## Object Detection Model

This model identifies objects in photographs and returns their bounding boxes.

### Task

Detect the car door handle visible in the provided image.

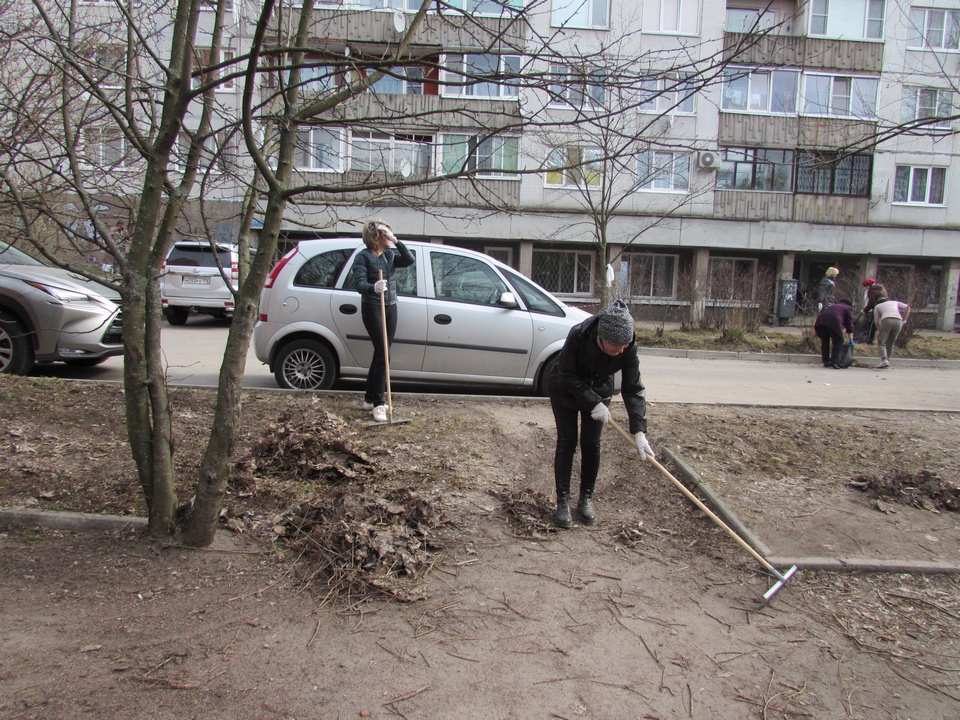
[339,304,358,315]
[433,314,452,325]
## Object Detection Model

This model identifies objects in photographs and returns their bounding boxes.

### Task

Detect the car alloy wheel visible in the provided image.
[275,339,336,390]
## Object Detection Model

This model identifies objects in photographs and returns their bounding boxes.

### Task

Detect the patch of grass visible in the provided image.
[635,327,960,360]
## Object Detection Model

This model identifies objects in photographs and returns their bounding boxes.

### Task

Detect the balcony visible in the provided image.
[723,32,884,73]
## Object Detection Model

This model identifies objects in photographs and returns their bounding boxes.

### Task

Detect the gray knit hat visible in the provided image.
[597,300,635,345]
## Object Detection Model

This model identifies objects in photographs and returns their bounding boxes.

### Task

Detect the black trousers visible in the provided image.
[361,301,397,406]
[815,325,844,366]
[550,398,603,500]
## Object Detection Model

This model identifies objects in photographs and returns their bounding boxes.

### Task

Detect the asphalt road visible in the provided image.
[38,316,960,411]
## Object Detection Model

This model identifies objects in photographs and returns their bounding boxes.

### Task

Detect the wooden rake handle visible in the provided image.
[379,270,393,423]
[607,418,778,576]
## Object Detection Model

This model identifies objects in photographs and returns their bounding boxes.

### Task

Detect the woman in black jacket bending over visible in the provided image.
[351,219,415,423]
[547,301,654,528]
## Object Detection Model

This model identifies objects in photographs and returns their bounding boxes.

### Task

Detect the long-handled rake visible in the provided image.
[369,270,411,428]
[609,418,797,605]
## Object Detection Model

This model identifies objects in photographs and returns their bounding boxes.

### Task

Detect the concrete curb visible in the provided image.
[637,347,960,369]
[660,449,960,576]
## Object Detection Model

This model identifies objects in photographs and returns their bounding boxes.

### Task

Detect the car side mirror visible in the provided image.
[498,291,519,308]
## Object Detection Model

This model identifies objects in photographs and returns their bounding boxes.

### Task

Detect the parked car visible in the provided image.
[161,240,250,325]
[253,238,592,393]
[0,242,123,375]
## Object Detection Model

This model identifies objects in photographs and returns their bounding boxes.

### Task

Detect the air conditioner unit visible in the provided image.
[698,151,721,170]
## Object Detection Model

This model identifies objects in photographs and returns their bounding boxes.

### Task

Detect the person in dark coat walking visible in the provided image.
[816,266,839,311]
[814,298,855,368]
[351,219,415,422]
[547,301,653,528]
[859,278,888,344]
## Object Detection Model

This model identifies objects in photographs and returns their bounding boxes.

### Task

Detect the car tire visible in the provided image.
[274,339,337,390]
[0,311,36,376]
[165,307,190,326]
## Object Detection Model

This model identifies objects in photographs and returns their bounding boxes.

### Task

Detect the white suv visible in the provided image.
[253,239,591,392]
[161,241,248,325]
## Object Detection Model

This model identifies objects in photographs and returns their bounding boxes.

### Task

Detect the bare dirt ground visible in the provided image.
[2,376,959,720]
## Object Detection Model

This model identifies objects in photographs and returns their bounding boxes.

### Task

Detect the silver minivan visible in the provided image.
[161,241,245,325]
[253,239,591,392]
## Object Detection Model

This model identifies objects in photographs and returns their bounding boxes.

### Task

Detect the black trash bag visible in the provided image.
[854,312,873,345]
[836,340,855,369]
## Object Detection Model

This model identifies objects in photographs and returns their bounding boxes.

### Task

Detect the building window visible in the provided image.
[639,75,696,114]
[448,0,524,15]
[201,0,235,10]
[551,0,608,29]
[803,74,878,119]
[717,148,795,191]
[648,0,699,33]
[545,147,602,187]
[294,128,343,171]
[721,68,798,114]
[532,250,593,296]
[350,132,432,176]
[908,7,960,50]
[809,0,884,40]
[369,58,440,95]
[796,151,872,197]
[548,65,605,108]
[87,46,126,90]
[441,54,521,99]
[709,257,757,302]
[893,165,946,205]
[637,151,690,192]
[901,87,954,128]
[441,134,519,178]
[83,128,132,168]
[725,7,776,32]
[283,61,338,94]
[193,48,236,92]
[620,253,677,299]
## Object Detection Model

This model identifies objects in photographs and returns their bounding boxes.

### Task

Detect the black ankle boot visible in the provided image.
[578,493,596,525]
[554,494,572,528]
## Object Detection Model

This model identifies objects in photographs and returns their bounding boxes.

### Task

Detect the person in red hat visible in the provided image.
[859,278,887,344]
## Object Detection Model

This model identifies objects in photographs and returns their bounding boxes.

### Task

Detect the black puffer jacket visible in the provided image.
[547,314,647,434]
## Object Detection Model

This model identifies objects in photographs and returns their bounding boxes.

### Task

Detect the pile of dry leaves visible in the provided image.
[231,406,448,601]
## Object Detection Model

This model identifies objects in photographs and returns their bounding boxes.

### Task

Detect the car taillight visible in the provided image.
[231,260,238,281]
[263,247,298,289]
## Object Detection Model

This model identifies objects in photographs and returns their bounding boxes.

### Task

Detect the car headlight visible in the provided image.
[25,280,98,303]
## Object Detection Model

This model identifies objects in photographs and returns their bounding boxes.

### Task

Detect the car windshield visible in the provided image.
[0,242,47,267]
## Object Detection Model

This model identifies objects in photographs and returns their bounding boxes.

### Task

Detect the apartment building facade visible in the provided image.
[178,0,960,329]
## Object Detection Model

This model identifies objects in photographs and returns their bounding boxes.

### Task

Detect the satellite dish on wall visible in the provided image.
[399,160,412,179]
[393,9,406,34]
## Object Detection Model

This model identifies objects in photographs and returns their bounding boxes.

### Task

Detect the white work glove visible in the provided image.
[635,432,654,460]
[374,279,387,294]
[378,225,397,244]
[590,402,611,425]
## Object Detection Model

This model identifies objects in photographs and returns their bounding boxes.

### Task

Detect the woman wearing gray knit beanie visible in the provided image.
[545,300,654,528]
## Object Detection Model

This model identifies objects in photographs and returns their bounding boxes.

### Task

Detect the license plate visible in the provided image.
[181,276,210,285]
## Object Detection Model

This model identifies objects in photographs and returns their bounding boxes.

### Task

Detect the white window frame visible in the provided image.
[371,66,426,95]
[908,7,960,51]
[725,7,777,33]
[639,75,697,114]
[548,64,605,109]
[440,54,521,100]
[551,0,609,29]
[294,127,344,172]
[441,134,520,179]
[620,253,678,300]
[285,62,337,94]
[893,165,947,205]
[485,247,513,266]
[349,131,433,176]
[808,0,885,40]
[447,0,524,15]
[901,86,954,128]
[193,48,236,92]
[802,73,878,119]
[88,46,126,90]
[637,151,691,192]
[645,0,699,35]
[545,146,602,188]
[721,67,799,114]
[531,249,594,297]
[201,0,235,10]
[83,128,133,169]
